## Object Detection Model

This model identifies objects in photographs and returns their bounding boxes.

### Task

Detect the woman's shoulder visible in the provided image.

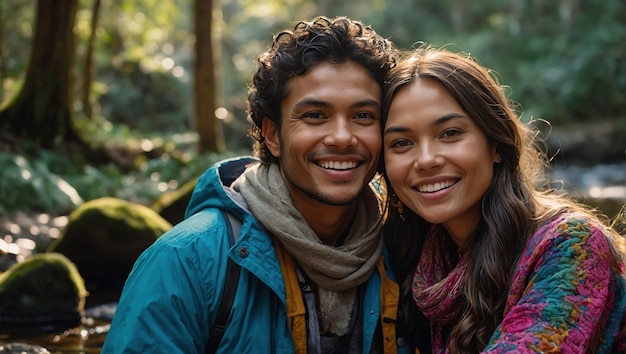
[531,211,613,246]
[524,211,625,272]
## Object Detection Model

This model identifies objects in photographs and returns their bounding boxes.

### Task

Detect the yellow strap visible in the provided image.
[378,256,400,354]
[272,237,307,354]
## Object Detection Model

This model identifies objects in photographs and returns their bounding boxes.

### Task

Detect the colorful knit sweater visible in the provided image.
[482,213,626,353]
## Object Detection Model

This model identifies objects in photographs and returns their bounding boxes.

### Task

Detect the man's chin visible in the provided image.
[314,189,362,206]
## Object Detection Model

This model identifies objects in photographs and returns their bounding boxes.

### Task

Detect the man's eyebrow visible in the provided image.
[293,98,381,109]
[351,98,381,109]
[293,98,330,109]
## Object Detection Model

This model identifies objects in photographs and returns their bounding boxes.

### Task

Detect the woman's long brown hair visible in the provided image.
[380,45,621,353]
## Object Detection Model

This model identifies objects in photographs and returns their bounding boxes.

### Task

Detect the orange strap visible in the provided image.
[272,237,307,354]
[377,256,401,354]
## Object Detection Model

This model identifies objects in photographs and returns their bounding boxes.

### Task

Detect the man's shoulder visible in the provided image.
[155,209,234,247]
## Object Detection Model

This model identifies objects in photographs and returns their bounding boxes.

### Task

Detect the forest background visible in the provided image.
[0,0,625,217]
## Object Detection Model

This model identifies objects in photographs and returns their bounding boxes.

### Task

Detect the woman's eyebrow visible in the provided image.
[383,113,466,137]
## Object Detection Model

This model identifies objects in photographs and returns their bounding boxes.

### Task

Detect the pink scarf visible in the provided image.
[412,226,470,353]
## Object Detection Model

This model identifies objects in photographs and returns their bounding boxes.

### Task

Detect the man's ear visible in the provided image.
[261,118,281,157]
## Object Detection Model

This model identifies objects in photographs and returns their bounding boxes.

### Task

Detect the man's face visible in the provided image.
[262,61,382,212]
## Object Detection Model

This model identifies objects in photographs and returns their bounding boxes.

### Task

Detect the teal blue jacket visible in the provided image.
[102,157,410,353]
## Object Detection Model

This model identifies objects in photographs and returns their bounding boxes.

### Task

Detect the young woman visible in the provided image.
[380,45,626,353]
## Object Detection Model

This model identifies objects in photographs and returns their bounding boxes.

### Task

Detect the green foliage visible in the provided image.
[0,141,243,214]
[97,60,192,133]
[0,152,84,215]
[0,0,35,104]
[479,0,626,124]
[1,0,624,217]
[3,0,626,135]
[362,0,626,125]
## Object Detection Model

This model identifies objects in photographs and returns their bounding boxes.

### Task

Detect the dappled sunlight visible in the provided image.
[0,238,20,256]
[20,169,31,180]
[140,139,154,152]
[588,186,626,199]
[161,57,175,70]
[15,238,35,251]
[0,214,69,270]
[56,179,83,206]
[172,66,185,78]
[157,182,169,192]
[28,225,40,236]
[36,214,50,224]
[8,224,21,235]
[53,216,69,228]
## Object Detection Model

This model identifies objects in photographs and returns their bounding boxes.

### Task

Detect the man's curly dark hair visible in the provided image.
[246,16,397,163]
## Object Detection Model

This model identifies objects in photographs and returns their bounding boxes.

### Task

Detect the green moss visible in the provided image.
[47,197,172,294]
[68,197,171,236]
[0,253,87,319]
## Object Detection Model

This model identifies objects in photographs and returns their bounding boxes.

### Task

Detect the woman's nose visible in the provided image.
[414,143,441,171]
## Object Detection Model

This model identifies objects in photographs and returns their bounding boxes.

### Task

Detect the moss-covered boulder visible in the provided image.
[0,253,87,332]
[151,177,197,226]
[47,197,172,296]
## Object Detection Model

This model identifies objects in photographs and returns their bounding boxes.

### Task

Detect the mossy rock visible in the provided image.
[151,177,197,226]
[0,253,87,331]
[48,197,172,295]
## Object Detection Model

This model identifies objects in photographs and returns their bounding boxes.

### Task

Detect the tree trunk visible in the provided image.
[0,0,80,149]
[193,0,224,154]
[0,3,6,103]
[81,0,102,120]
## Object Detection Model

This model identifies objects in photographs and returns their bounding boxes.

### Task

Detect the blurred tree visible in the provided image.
[194,0,225,153]
[0,1,33,104]
[0,0,623,156]
[0,5,6,102]
[0,0,84,149]
[81,0,103,120]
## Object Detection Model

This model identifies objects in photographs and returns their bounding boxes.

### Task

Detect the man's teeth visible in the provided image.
[320,161,357,170]
[418,180,456,193]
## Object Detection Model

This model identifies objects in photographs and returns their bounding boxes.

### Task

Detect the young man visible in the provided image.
[102,16,407,353]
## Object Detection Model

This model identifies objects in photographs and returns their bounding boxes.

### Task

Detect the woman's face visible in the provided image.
[383,78,500,246]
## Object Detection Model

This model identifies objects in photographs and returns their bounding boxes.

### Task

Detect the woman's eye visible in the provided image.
[441,129,462,138]
[389,139,412,148]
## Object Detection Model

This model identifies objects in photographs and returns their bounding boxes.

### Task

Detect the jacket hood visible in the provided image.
[185,156,259,219]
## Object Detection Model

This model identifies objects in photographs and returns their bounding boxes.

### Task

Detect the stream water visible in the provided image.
[0,303,115,353]
[551,163,626,200]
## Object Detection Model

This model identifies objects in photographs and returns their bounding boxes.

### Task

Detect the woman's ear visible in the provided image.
[261,118,281,157]
[494,149,502,163]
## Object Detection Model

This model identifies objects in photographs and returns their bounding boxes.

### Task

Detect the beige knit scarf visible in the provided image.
[232,162,383,335]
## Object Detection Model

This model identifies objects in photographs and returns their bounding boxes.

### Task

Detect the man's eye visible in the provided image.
[303,112,324,119]
[355,112,375,120]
